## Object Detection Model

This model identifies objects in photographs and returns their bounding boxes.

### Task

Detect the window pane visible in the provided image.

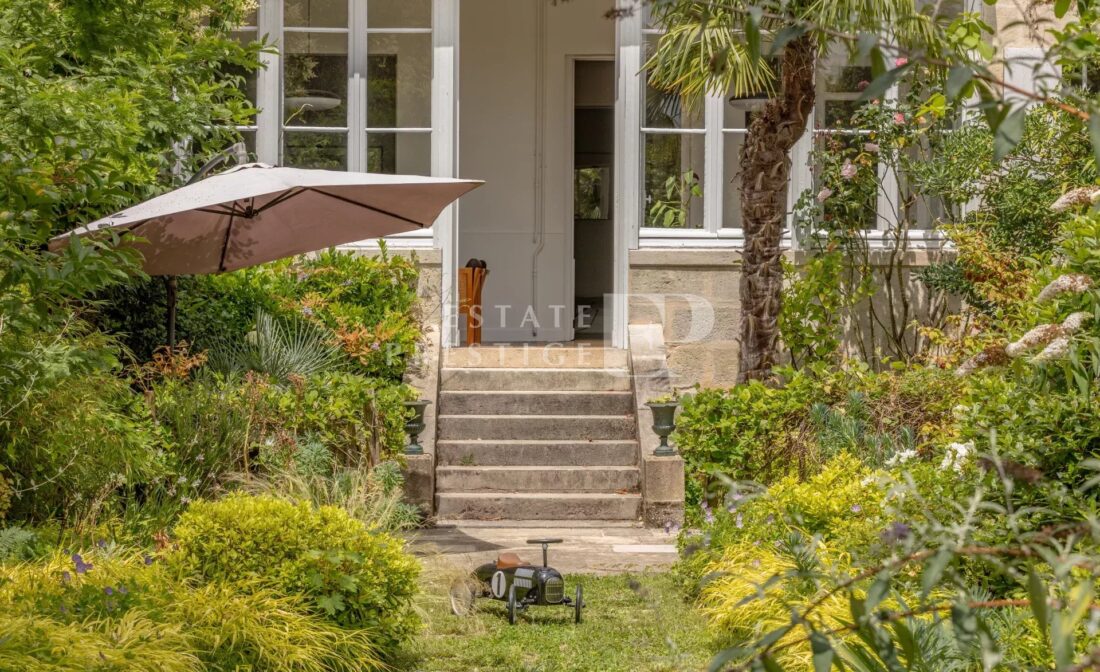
[644,133,704,229]
[283,131,348,169]
[368,0,431,29]
[284,0,347,28]
[367,33,432,128]
[284,32,348,127]
[722,131,750,229]
[644,35,702,129]
[228,29,259,123]
[238,129,258,159]
[366,132,430,174]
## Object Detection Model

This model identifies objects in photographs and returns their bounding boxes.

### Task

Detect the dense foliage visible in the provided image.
[173,494,420,656]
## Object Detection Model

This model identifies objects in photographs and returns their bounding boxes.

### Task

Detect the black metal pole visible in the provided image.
[165,275,178,350]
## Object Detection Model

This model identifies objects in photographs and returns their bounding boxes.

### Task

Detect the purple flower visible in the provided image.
[143,554,155,567]
[881,522,911,544]
[704,510,715,524]
[851,504,862,513]
[60,571,72,584]
[96,540,107,549]
[370,341,381,351]
[118,585,128,595]
[104,587,114,596]
[764,515,775,525]
[72,554,93,575]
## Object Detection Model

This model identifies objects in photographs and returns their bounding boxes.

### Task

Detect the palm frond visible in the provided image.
[206,309,340,382]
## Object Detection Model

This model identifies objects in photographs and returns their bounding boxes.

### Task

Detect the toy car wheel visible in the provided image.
[449,575,479,617]
[574,584,583,624]
[507,584,518,625]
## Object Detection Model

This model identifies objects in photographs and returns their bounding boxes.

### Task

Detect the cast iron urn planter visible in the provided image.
[403,400,431,456]
[646,400,679,457]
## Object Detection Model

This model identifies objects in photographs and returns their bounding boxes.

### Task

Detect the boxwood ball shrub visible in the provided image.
[172,494,419,656]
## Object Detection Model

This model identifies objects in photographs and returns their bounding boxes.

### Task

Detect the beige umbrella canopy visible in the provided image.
[50,162,482,346]
[50,163,482,275]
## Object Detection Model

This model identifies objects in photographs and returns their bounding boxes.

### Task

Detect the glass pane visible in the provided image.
[368,0,431,29]
[722,131,752,229]
[644,35,702,129]
[367,33,432,128]
[228,30,259,122]
[644,133,704,229]
[238,129,258,159]
[242,8,258,26]
[575,167,611,220]
[366,132,430,174]
[284,32,348,127]
[283,131,348,169]
[284,0,347,28]
[824,99,865,127]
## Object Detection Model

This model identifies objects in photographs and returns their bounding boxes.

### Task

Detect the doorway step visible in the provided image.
[434,346,641,522]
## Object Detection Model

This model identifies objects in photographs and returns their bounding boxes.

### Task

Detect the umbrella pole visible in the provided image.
[165,276,178,351]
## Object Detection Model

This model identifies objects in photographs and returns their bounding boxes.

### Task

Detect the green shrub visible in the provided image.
[172,494,419,656]
[2,371,163,525]
[674,363,963,514]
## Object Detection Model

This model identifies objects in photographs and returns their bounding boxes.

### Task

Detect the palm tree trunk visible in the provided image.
[737,34,817,383]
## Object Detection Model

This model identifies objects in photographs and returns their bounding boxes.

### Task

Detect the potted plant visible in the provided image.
[646,394,680,457]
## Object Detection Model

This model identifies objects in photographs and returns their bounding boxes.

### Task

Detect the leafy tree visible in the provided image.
[646,0,937,381]
[0,0,260,520]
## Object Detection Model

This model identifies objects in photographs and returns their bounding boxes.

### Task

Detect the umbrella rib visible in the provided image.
[253,187,308,214]
[303,187,427,228]
[218,211,236,273]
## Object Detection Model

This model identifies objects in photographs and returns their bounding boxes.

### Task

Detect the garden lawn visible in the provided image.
[398,569,714,672]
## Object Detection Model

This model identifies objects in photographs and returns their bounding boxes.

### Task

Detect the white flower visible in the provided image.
[1006,323,1062,358]
[863,142,880,154]
[1050,186,1100,213]
[1062,311,1093,333]
[1037,274,1093,303]
[939,441,973,473]
[885,448,918,467]
[1033,336,1071,362]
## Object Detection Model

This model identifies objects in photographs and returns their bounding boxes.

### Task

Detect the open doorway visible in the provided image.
[571,59,615,342]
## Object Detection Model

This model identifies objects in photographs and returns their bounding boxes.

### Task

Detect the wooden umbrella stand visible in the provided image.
[458,260,488,346]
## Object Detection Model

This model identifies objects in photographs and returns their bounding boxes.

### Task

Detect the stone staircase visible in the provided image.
[434,346,642,521]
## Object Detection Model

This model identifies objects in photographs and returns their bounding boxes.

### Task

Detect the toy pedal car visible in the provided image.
[449,538,583,625]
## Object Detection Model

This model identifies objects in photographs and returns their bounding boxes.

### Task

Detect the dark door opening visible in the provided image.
[572,60,615,341]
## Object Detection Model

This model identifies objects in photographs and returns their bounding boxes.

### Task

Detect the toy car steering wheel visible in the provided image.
[527,538,563,567]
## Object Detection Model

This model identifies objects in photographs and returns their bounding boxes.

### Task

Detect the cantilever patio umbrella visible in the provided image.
[50,163,482,344]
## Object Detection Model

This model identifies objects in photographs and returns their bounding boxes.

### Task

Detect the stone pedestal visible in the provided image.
[403,453,435,515]
[642,455,684,527]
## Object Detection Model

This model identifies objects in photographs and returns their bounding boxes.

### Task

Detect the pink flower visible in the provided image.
[863,142,880,153]
[895,57,908,67]
[840,160,858,180]
[893,112,906,125]
[857,80,870,91]
[816,187,833,203]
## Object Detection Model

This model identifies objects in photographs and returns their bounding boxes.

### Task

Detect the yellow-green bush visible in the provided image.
[697,540,857,669]
[0,552,383,671]
[172,493,420,656]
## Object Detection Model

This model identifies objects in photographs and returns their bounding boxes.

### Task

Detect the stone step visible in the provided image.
[440,367,632,392]
[444,346,629,369]
[438,414,636,441]
[436,440,638,467]
[435,492,642,521]
[439,390,634,416]
[436,466,640,493]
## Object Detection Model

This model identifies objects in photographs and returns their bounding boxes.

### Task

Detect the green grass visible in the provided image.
[397,567,715,672]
